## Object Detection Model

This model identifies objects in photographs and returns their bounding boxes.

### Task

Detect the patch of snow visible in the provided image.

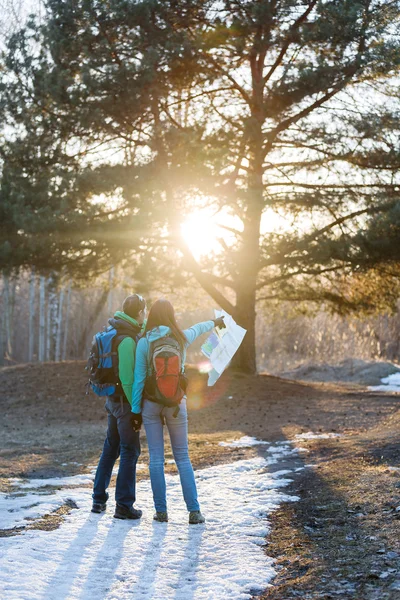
[369,372,400,392]
[10,464,149,492]
[265,445,308,462]
[294,432,341,441]
[282,358,400,386]
[0,490,88,530]
[12,474,95,489]
[219,436,270,448]
[0,450,298,600]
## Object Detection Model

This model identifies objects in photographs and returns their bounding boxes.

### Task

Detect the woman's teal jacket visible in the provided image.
[131,320,214,414]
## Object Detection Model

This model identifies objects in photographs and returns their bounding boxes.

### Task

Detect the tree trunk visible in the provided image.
[0,309,4,366]
[28,269,36,362]
[3,274,12,362]
[39,275,46,362]
[0,275,5,366]
[46,279,51,361]
[231,288,257,373]
[9,277,17,359]
[55,286,64,362]
[62,282,72,361]
[230,103,264,373]
[46,277,58,361]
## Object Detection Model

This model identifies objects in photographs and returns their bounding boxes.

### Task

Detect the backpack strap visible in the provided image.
[147,338,154,375]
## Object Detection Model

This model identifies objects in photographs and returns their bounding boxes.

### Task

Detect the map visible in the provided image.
[201,310,247,386]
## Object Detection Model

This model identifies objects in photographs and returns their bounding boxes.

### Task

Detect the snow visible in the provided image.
[10,463,147,491]
[294,432,341,441]
[0,490,84,530]
[11,473,95,489]
[219,436,270,448]
[0,447,299,600]
[369,372,400,392]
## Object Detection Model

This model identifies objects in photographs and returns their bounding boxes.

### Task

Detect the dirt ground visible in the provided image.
[1,361,400,598]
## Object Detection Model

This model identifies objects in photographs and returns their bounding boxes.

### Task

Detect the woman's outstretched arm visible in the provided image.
[183,320,215,346]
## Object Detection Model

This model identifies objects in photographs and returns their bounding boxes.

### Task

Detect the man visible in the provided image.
[91,293,147,519]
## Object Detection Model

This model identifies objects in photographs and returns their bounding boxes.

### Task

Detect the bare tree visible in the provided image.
[3,274,12,362]
[55,285,64,362]
[38,275,45,362]
[62,281,71,361]
[28,269,35,361]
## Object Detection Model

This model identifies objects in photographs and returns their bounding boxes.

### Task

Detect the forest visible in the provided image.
[1,0,400,373]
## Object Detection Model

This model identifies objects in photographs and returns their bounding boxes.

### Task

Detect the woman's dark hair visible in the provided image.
[122,294,146,319]
[144,299,187,349]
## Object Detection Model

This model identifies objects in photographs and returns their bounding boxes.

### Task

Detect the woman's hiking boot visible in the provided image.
[153,511,168,522]
[91,501,107,514]
[114,504,143,520]
[189,510,205,524]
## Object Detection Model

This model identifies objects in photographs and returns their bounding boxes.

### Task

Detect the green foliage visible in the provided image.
[2,0,400,370]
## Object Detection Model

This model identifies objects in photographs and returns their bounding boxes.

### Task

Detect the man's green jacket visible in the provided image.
[109,311,144,407]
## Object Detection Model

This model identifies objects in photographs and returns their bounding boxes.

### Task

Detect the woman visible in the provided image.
[131,299,225,524]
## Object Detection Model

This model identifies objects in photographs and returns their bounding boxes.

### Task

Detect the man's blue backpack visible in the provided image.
[87,326,125,397]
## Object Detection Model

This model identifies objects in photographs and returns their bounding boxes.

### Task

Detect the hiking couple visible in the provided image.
[90,294,225,524]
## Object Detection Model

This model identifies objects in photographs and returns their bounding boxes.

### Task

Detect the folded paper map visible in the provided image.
[201,310,247,386]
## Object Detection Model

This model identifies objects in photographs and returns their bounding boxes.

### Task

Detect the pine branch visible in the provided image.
[263,0,319,85]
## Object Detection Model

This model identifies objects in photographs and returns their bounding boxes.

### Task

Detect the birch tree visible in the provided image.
[55,285,64,362]
[62,281,71,361]
[28,269,35,361]
[38,275,45,362]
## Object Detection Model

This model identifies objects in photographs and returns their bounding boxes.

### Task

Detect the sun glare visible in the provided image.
[181,212,225,260]
[181,208,296,260]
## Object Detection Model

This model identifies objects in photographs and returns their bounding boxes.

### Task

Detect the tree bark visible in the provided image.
[55,286,64,362]
[230,210,261,373]
[0,275,6,366]
[45,278,51,361]
[3,274,12,362]
[231,287,257,374]
[230,102,264,373]
[45,277,58,361]
[39,276,46,362]
[28,269,36,361]
[62,282,72,360]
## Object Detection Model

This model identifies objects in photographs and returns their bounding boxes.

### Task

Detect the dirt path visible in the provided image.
[262,410,400,599]
[1,362,400,598]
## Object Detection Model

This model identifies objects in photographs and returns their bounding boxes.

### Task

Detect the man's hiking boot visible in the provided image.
[189,510,205,524]
[114,504,143,520]
[91,501,107,514]
[153,511,168,522]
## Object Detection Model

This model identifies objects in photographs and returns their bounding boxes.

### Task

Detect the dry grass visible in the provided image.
[262,425,400,599]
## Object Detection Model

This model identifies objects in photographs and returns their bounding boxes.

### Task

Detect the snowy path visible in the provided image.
[0,442,301,600]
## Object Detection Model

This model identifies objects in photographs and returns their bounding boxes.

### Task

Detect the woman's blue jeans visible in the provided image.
[142,398,200,513]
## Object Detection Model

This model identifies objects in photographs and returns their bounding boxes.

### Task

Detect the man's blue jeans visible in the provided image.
[142,398,200,513]
[92,397,140,509]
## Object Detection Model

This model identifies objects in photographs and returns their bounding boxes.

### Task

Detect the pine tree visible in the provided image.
[1,1,400,372]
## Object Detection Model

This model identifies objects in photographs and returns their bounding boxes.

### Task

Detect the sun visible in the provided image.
[181,212,226,260]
